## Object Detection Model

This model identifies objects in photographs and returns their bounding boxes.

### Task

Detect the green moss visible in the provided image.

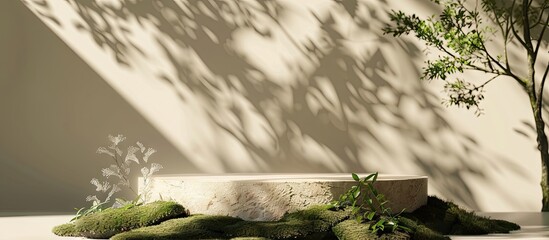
[112,205,349,240]
[111,215,242,240]
[402,196,520,236]
[53,201,187,239]
[225,205,350,239]
[57,196,521,240]
[230,238,271,240]
[332,220,410,240]
[398,216,449,240]
[332,196,520,240]
[332,220,376,240]
[282,205,351,224]
[52,223,79,237]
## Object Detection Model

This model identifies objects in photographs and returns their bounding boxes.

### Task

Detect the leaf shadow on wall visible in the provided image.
[52,0,531,210]
[21,0,61,26]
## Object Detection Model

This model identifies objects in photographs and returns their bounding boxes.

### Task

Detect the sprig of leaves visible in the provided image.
[383,0,492,115]
[331,172,410,234]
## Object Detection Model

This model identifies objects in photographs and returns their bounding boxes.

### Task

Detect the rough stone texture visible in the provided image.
[140,174,427,221]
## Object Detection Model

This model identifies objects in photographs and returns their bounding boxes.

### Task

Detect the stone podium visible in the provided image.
[139,173,428,221]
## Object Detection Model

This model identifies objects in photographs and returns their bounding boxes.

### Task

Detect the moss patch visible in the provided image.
[52,223,80,237]
[398,216,449,240]
[57,196,520,240]
[333,197,520,240]
[53,201,187,239]
[402,196,520,236]
[224,205,349,239]
[333,219,413,240]
[112,205,349,240]
[110,215,241,240]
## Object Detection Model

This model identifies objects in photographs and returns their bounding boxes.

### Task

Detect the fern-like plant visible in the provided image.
[72,134,163,221]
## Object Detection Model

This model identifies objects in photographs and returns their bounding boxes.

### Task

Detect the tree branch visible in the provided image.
[523,0,535,54]
[510,0,529,48]
[461,65,527,90]
[511,21,529,48]
[480,43,509,72]
[466,1,510,75]
[522,0,538,108]
[463,65,500,75]
[538,63,549,111]
[530,2,549,29]
[504,18,512,71]
[480,74,501,88]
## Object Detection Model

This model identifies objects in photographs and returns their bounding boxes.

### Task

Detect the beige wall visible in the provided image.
[1,0,543,212]
[0,0,194,212]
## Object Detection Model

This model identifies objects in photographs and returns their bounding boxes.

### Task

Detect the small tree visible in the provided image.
[384,0,549,211]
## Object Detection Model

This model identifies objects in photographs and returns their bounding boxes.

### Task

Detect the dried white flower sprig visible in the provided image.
[86,134,163,209]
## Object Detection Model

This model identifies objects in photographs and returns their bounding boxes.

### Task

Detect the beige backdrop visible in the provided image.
[0,0,542,212]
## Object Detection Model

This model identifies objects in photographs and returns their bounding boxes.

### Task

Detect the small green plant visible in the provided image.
[71,134,163,221]
[331,172,410,234]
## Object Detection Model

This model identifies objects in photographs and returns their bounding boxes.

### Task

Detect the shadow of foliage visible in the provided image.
[21,0,61,26]
[28,0,533,210]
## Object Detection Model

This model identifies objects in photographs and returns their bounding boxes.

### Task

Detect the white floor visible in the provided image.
[0,214,86,240]
[450,212,549,240]
[1,213,549,240]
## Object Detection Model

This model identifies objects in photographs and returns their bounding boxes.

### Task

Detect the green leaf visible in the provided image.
[366,198,375,209]
[376,219,385,228]
[352,173,360,181]
[363,173,375,181]
[367,183,378,195]
[376,194,385,201]
[366,211,376,220]
[353,189,361,199]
